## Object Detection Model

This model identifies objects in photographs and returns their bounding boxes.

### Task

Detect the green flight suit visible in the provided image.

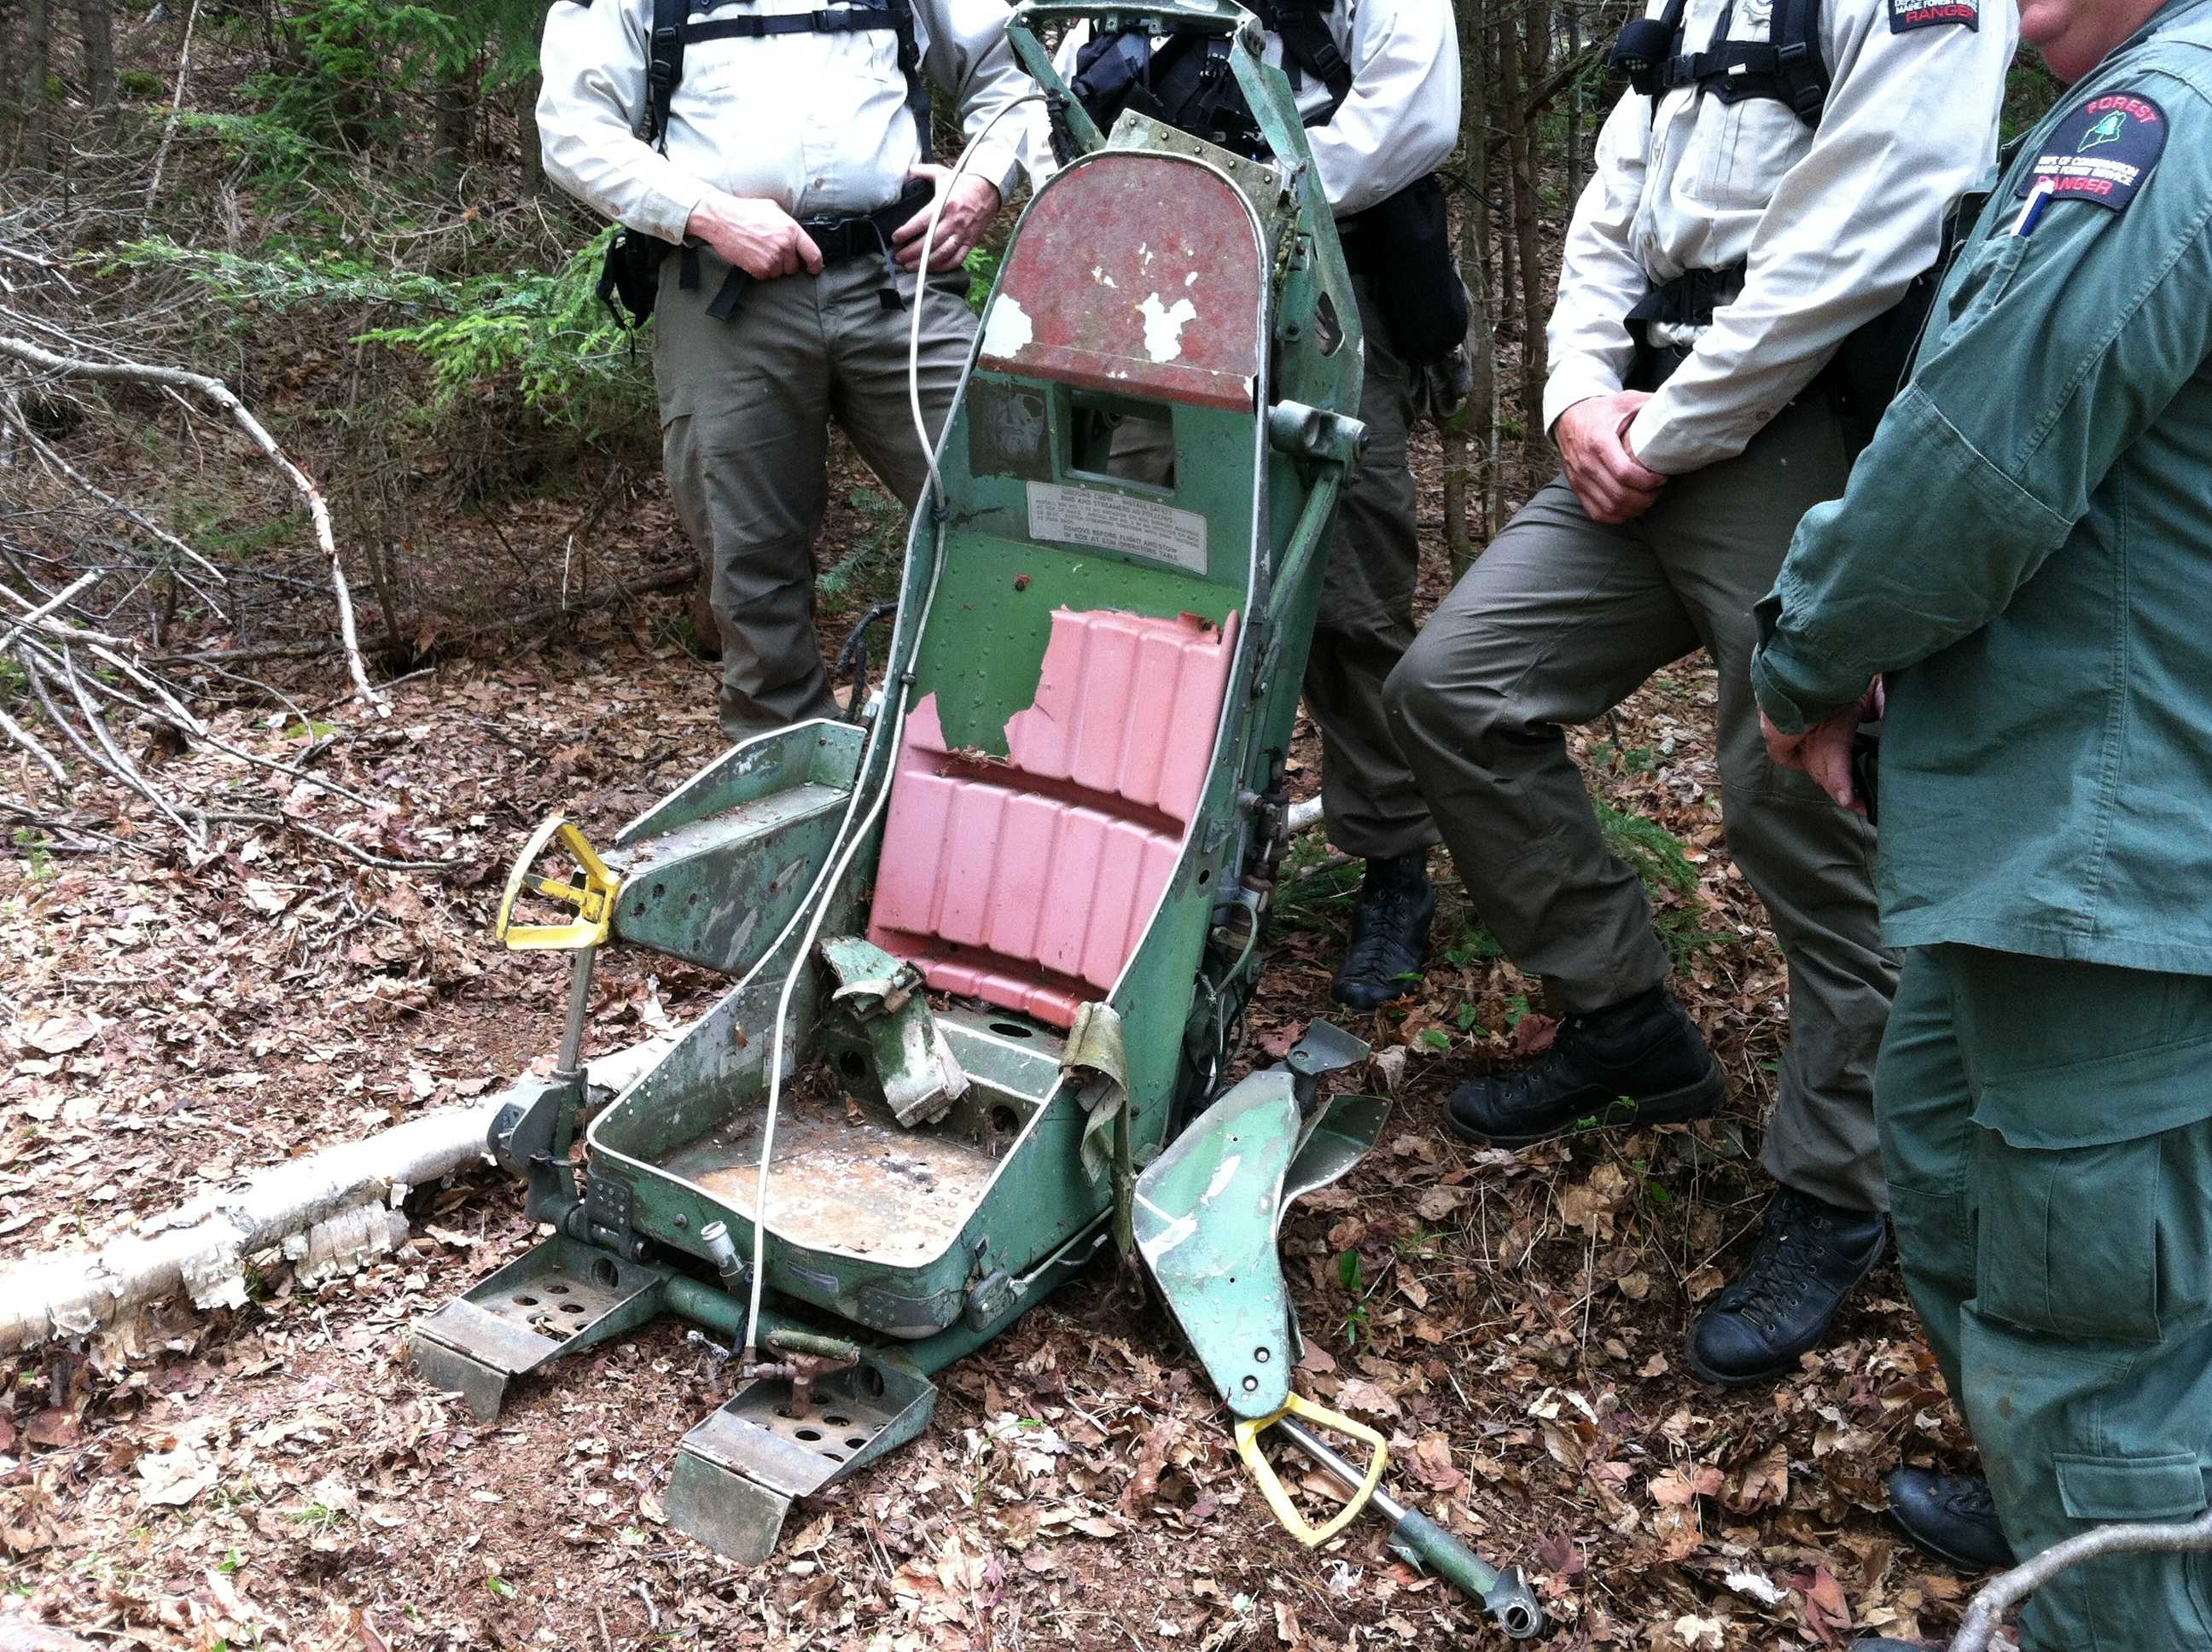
[1751,2,2212,1644]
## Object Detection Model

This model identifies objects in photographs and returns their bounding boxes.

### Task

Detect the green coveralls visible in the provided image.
[1751,4,2212,1643]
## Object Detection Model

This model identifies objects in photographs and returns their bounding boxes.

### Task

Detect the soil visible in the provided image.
[1,425,1995,1652]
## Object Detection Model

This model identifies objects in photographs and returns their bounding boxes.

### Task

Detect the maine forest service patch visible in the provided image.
[1889,0,1978,32]
[2015,92,2168,211]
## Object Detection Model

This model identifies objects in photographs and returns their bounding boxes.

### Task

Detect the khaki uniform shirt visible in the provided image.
[537,0,1051,243]
[1546,0,2015,474]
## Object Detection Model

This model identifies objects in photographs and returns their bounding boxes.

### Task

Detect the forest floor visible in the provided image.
[0,416,1996,1652]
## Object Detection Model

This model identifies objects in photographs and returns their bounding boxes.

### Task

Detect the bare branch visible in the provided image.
[0,333,387,713]
[1953,1510,2212,1652]
[2,393,229,581]
[143,0,205,223]
[0,569,102,651]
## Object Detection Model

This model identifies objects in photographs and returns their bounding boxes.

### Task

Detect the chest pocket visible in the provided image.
[1680,5,1816,209]
[676,3,905,103]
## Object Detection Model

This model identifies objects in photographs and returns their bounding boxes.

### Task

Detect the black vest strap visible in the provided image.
[1260,0,1353,108]
[683,6,894,44]
[1633,0,1831,128]
[643,2,932,159]
[884,0,933,162]
[644,0,688,148]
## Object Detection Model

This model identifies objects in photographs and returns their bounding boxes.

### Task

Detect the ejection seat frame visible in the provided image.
[411,7,1536,1629]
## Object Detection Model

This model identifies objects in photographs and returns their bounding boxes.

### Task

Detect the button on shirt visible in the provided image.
[1751,0,2212,972]
[538,0,1051,244]
[1545,0,2015,474]
[1057,0,1460,218]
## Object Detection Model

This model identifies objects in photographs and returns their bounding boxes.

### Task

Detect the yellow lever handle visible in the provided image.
[1234,1391,1388,1548]
[493,814,620,951]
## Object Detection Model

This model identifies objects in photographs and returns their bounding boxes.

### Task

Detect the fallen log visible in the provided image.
[0,1036,672,1355]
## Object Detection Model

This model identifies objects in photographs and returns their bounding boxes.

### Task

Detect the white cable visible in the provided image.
[741,97,1039,1358]
[907,93,1046,514]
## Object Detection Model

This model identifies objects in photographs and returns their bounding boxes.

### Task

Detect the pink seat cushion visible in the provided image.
[867,608,1238,1028]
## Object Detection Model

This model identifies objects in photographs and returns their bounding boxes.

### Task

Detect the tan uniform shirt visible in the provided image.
[1545,0,2016,474]
[537,0,1051,243]
[1057,0,1461,218]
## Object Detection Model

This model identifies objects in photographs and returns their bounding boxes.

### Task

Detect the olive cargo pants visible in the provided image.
[1878,946,2212,1650]
[1114,272,1436,861]
[1382,397,1895,1213]
[655,250,975,742]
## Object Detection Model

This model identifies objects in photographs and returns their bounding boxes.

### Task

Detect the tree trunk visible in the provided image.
[1565,4,1585,207]
[76,0,113,113]
[20,0,51,171]
[1512,0,1550,481]
[434,51,477,178]
[519,70,548,196]
[1495,7,1518,351]
[1444,0,1498,574]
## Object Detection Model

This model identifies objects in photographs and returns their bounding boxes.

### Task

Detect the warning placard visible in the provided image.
[1027,482,1209,575]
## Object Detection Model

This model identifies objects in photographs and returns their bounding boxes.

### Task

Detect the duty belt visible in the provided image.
[1624,262,1746,389]
[683,177,935,323]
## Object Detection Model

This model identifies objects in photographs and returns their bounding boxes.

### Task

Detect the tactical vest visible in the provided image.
[1610,0,1831,126]
[1068,0,1352,160]
[593,0,934,327]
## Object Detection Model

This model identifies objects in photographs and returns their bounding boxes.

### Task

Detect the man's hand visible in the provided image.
[684,193,824,280]
[893,165,1001,271]
[1761,678,1883,815]
[1555,392,1667,524]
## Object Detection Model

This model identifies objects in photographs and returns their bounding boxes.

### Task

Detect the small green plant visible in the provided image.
[963,244,1002,313]
[288,1502,342,1534]
[818,486,909,605]
[13,828,54,885]
[1335,1248,1371,1345]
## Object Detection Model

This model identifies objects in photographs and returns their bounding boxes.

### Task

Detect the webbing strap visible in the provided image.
[682,5,894,42]
[649,2,933,159]
[1259,0,1353,108]
[1650,0,1828,125]
[885,0,933,163]
[644,0,687,148]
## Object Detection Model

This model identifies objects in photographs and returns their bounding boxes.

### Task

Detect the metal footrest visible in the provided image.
[666,1357,937,1563]
[410,1236,671,1420]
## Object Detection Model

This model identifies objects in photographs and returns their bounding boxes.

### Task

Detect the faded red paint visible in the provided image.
[979,152,1264,412]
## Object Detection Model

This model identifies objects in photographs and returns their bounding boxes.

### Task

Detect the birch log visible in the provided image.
[0,1036,672,1354]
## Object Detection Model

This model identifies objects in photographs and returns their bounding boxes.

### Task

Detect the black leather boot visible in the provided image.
[1685,1186,1887,1386]
[1330,852,1437,1010]
[1887,1469,2017,1572]
[1445,984,1725,1148]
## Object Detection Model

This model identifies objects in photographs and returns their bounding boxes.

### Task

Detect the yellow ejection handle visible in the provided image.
[493,814,620,951]
[1234,1390,1388,1547]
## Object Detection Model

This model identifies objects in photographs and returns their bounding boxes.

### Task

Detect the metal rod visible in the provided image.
[555,946,597,1078]
[1277,1416,1406,1525]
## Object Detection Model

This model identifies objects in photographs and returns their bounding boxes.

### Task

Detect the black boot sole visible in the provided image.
[1447,1060,1726,1150]
[1681,1226,1887,1389]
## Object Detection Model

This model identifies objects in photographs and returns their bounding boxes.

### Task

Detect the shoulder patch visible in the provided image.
[1889,0,1978,32]
[2014,91,2168,211]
